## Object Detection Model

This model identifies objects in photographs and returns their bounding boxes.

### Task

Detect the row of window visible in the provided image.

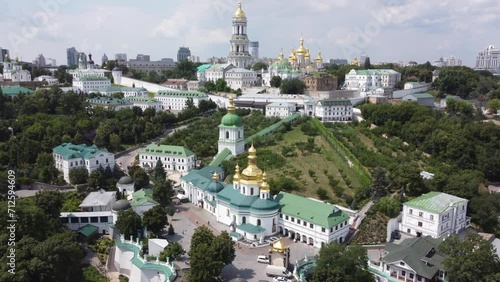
[61,216,109,224]
[280,214,348,232]
[141,155,189,162]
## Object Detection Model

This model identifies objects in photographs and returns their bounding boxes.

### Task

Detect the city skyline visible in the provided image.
[1,0,499,66]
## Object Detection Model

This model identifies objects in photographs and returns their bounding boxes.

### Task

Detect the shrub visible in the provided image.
[317,188,329,200]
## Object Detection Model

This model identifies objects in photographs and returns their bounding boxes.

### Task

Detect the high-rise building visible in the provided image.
[115,53,128,65]
[445,56,462,67]
[136,54,150,61]
[79,52,87,68]
[66,47,79,66]
[0,48,9,63]
[227,1,252,68]
[188,56,200,63]
[475,45,500,71]
[177,47,191,62]
[249,41,259,58]
[33,54,46,67]
[102,53,108,66]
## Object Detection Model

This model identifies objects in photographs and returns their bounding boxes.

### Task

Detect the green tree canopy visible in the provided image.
[280,78,306,94]
[142,205,168,235]
[152,159,166,182]
[116,208,142,239]
[131,166,150,190]
[34,190,64,219]
[433,66,480,99]
[439,234,500,282]
[152,178,174,207]
[270,76,282,88]
[312,243,372,282]
[252,61,268,71]
[159,241,185,261]
[69,167,89,185]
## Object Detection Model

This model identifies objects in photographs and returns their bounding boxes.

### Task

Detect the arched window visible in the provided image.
[257,219,261,226]
[238,131,241,138]
[242,216,246,224]
[226,131,229,139]
[250,188,254,195]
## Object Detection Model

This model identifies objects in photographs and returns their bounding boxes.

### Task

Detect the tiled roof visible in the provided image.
[405,93,434,99]
[197,64,212,72]
[353,69,400,75]
[181,167,224,192]
[317,99,352,106]
[404,192,467,214]
[383,236,445,279]
[1,86,34,95]
[267,102,296,107]
[91,86,147,93]
[155,89,208,98]
[125,97,160,103]
[79,190,116,207]
[275,192,350,228]
[209,148,233,167]
[77,224,99,237]
[141,144,194,157]
[87,97,132,105]
[53,143,110,160]
[131,189,158,207]
[78,75,110,81]
[237,223,266,234]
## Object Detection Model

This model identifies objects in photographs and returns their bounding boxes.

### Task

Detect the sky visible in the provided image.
[1,0,499,67]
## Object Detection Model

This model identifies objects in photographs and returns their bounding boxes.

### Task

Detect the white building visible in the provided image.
[205,63,235,83]
[196,64,212,82]
[129,189,158,216]
[227,1,252,68]
[34,75,59,85]
[53,143,115,183]
[445,56,462,66]
[125,97,163,112]
[343,69,401,94]
[162,79,188,90]
[89,86,148,97]
[400,192,471,238]
[154,89,209,111]
[265,102,297,118]
[116,176,135,196]
[79,189,117,212]
[475,45,500,71]
[225,68,258,90]
[402,93,435,107]
[138,144,196,173]
[73,76,111,93]
[218,96,245,156]
[68,53,109,80]
[314,99,353,122]
[2,55,31,82]
[60,211,114,235]
[86,97,133,111]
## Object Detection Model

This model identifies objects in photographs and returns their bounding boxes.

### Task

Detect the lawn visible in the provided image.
[83,264,109,282]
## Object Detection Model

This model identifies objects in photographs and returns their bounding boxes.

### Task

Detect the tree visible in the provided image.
[131,166,149,190]
[252,61,268,71]
[433,66,480,99]
[487,98,500,114]
[312,243,372,282]
[280,78,306,94]
[152,178,174,207]
[88,168,105,190]
[109,133,121,151]
[152,159,166,181]
[142,205,168,235]
[116,208,142,239]
[370,167,389,200]
[188,227,235,282]
[439,234,500,282]
[68,167,89,185]
[215,78,230,92]
[374,196,401,217]
[35,190,64,219]
[469,193,500,234]
[34,152,59,183]
[160,241,185,261]
[270,76,282,88]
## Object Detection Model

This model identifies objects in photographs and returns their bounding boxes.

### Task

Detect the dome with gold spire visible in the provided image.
[207,171,225,193]
[234,0,246,18]
[260,172,270,191]
[221,95,243,127]
[233,164,241,182]
[295,38,307,56]
[288,48,297,63]
[277,50,284,61]
[251,171,278,211]
[305,49,311,60]
[315,51,323,62]
[239,143,263,184]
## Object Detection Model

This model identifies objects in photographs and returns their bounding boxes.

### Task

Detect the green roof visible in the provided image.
[114,238,175,280]
[216,184,257,208]
[383,236,445,280]
[155,89,208,98]
[318,99,352,106]
[53,143,110,160]
[209,148,233,167]
[79,75,110,81]
[237,223,266,234]
[251,197,279,210]
[77,224,99,237]
[125,97,160,103]
[180,167,224,192]
[131,189,158,207]
[92,86,147,93]
[405,93,434,99]
[275,192,349,228]
[197,64,212,72]
[1,86,34,95]
[353,69,399,75]
[220,113,243,127]
[87,97,131,105]
[141,144,194,157]
[404,192,467,214]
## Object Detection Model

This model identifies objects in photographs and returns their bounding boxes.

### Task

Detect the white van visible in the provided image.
[257,255,270,264]
[265,265,292,278]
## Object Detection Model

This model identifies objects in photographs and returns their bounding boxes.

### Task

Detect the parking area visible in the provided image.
[166,203,319,281]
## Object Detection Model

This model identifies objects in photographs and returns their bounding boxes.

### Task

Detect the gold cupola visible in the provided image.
[233,164,241,182]
[228,95,236,113]
[315,51,323,62]
[260,172,270,191]
[277,49,284,61]
[295,38,307,56]
[212,171,219,182]
[288,48,297,63]
[305,49,311,60]
[240,143,263,184]
[234,1,246,18]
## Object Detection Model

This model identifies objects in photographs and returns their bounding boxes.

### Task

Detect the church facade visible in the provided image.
[180,98,351,247]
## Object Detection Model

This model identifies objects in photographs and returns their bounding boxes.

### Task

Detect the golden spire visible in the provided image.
[315,51,323,62]
[228,95,236,114]
[240,143,263,183]
[234,0,246,18]
[305,49,311,59]
[260,172,270,191]
[278,48,284,61]
[15,56,19,62]
[289,48,297,62]
[296,38,307,55]
[233,164,241,182]
[212,171,219,182]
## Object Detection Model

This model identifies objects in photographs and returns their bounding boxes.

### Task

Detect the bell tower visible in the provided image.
[227,1,252,68]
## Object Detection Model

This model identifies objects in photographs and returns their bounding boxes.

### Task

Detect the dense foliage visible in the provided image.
[433,66,500,99]
[129,60,200,82]
[142,205,169,235]
[280,78,306,94]
[116,208,143,240]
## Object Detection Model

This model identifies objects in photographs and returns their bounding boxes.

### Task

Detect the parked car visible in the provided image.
[273,277,291,282]
[257,255,270,264]
[392,230,401,240]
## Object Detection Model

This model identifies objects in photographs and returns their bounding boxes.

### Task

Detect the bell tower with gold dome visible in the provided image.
[228,1,252,68]
[218,95,245,156]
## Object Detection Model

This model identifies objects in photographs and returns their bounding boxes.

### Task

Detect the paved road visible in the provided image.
[116,125,188,174]
[167,203,318,282]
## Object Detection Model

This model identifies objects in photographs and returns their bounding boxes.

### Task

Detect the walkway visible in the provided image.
[352,200,374,230]
[81,247,110,280]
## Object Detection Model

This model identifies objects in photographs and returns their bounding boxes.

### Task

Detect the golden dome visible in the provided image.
[277,50,284,61]
[288,48,297,62]
[305,49,311,59]
[260,172,270,191]
[212,171,219,182]
[15,56,19,62]
[234,1,246,18]
[233,164,241,182]
[296,38,307,55]
[4,54,8,59]
[228,95,236,114]
[240,143,263,183]
[351,57,359,65]
[315,51,323,62]
[306,65,315,69]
